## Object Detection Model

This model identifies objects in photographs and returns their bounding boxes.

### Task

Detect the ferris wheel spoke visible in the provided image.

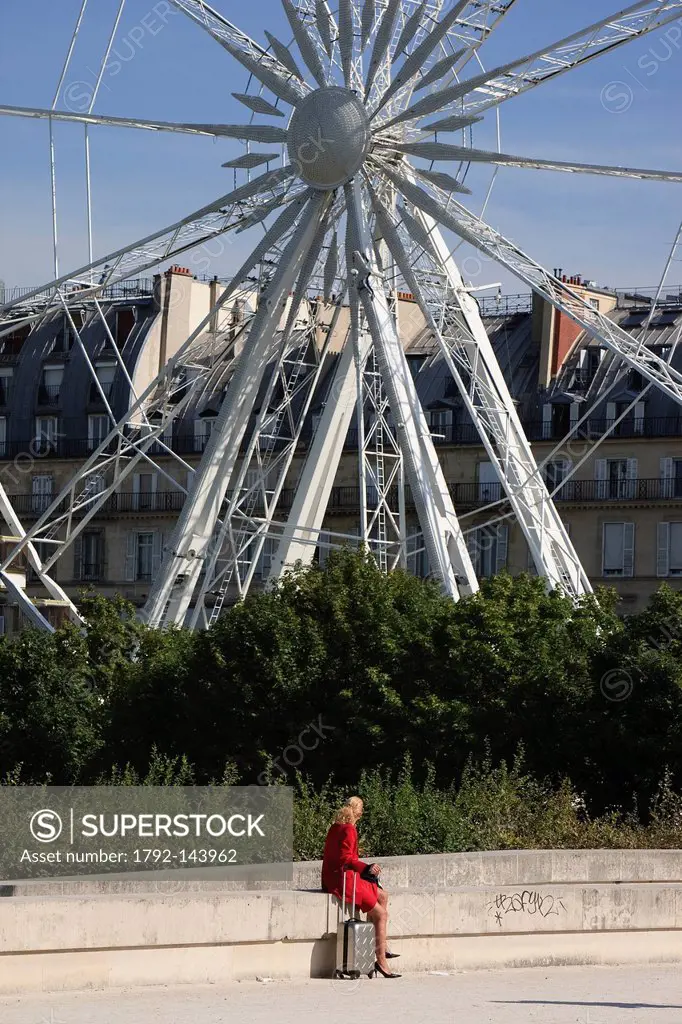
[0,105,282,139]
[338,0,357,87]
[361,0,376,50]
[394,0,428,60]
[379,139,682,184]
[370,0,470,119]
[364,0,402,100]
[167,0,307,103]
[413,48,467,93]
[449,0,682,119]
[382,161,682,409]
[282,0,329,88]
[1,167,298,321]
[315,0,336,59]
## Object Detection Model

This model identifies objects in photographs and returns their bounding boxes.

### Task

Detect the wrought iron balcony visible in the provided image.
[10,490,186,518]
[37,384,61,407]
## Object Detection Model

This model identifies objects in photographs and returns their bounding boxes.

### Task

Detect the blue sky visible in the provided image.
[1,0,681,293]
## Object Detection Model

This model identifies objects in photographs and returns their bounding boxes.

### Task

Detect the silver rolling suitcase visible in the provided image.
[334,867,375,979]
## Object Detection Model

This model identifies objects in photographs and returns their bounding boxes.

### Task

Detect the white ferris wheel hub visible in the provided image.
[287,87,371,191]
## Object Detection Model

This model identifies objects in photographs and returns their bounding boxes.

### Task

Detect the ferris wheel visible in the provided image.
[2,0,682,632]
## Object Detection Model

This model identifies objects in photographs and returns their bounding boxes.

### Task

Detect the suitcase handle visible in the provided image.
[340,866,358,921]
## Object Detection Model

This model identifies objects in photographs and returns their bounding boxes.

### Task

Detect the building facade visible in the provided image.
[0,267,680,633]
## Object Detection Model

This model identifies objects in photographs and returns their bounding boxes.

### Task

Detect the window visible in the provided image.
[132,472,158,511]
[478,461,502,503]
[39,365,63,406]
[80,471,106,504]
[136,533,154,581]
[0,417,6,457]
[544,459,570,496]
[467,524,509,578]
[35,416,59,453]
[74,531,104,582]
[317,529,331,569]
[407,355,426,378]
[425,409,450,430]
[0,369,12,405]
[602,522,635,577]
[255,536,277,578]
[125,531,163,582]
[115,309,135,348]
[595,458,637,500]
[542,402,571,440]
[660,458,682,499]
[92,362,116,401]
[154,421,174,452]
[51,312,80,354]
[407,525,430,578]
[629,369,645,392]
[88,414,109,451]
[657,523,682,577]
[194,417,215,452]
[31,474,53,514]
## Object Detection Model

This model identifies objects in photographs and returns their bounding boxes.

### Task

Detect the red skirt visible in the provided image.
[340,870,378,915]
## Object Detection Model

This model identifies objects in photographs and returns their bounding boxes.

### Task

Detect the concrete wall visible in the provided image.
[3,851,682,994]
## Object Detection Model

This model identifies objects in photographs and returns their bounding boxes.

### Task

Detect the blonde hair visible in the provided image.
[335,796,363,825]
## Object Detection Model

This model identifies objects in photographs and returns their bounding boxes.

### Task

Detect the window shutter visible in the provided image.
[661,457,674,499]
[152,532,164,576]
[73,536,83,582]
[125,532,136,582]
[634,402,645,434]
[467,529,480,577]
[542,403,552,440]
[623,523,635,577]
[570,402,580,428]
[606,402,616,426]
[495,525,509,573]
[657,523,670,578]
[527,542,538,575]
[595,458,607,499]
[186,469,195,493]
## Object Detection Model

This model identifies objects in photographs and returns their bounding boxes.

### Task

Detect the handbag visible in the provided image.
[360,864,383,888]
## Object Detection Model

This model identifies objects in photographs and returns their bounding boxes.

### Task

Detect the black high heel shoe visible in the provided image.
[386,951,400,959]
[369,960,402,979]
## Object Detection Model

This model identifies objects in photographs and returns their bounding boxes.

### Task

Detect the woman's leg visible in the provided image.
[368,892,388,968]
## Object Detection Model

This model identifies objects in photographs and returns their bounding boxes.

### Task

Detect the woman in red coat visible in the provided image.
[321,796,400,978]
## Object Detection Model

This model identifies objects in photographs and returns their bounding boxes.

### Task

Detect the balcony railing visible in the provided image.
[37,384,61,407]
[10,490,186,518]
[8,477,682,524]
[88,381,116,404]
[80,562,104,582]
[0,414,680,464]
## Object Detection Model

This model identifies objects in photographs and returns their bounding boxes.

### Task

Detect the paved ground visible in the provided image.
[2,965,681,1024]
